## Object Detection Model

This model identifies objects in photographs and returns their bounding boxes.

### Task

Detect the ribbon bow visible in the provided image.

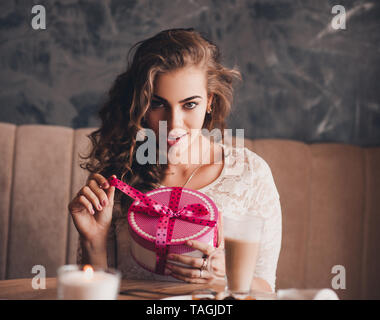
[108,177,216,274]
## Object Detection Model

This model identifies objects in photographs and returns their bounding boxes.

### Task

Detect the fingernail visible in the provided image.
[90,208,95,215]
[187,240,192,246]
[103,182,109,188]
[102,199,107,206]
[97,204,102,210]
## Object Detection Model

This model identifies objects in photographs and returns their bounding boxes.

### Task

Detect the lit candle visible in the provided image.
[57,265,121,300]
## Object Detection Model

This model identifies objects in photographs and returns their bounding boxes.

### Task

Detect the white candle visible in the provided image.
[57,265,120,300]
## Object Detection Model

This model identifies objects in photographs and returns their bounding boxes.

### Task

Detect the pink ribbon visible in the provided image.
[107,177,216,274]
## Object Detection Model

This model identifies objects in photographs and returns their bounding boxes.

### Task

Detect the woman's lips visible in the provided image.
[167,133,187,146]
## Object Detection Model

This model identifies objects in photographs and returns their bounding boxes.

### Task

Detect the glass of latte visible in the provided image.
[208,215,264,299]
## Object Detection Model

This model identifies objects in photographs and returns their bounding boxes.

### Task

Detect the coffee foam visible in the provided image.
[223,215,263,242]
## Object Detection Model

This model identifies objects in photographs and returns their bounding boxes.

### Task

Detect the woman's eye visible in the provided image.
[150,101,164,109]
[184,102,198,109]
[150,101,198,109]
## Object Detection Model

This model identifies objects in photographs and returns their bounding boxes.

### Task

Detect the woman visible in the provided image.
[68,28,282,293]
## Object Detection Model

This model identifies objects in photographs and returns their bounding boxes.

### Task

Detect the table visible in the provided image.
[0,277,226,300]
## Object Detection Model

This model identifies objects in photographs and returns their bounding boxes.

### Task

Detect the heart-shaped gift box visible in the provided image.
[108,177,219,275]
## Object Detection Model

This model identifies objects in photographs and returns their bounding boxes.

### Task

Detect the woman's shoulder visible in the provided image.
[222,143,273,178]
[218,144,280,203]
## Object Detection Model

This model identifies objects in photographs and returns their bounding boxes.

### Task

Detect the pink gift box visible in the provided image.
[108,177,219,275]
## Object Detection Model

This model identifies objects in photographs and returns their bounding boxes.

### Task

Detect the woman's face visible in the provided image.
[144,65,213,162]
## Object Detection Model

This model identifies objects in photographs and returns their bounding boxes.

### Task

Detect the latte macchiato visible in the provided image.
[209,215,264,298]
[224,237,260,293]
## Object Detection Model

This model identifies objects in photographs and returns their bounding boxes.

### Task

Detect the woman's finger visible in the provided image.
[88,179,109,207]
[88,173,110,189]
[185,240,215,256]
[171,273,209,284]
[167,253,204,269]
[166,263,199,278]
[76,195,95,215]
[169,271,210,284]
[166,262,213,279]
[106,175,117,203]
[79,186,103,212]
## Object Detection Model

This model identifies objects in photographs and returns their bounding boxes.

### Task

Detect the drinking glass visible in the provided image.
[208,215,264,299]
[191,289,217,300]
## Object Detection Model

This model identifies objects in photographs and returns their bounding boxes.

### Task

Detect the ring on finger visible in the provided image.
[201,257,208,270]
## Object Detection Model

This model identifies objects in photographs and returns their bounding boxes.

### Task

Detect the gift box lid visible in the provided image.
[128,186,218,245]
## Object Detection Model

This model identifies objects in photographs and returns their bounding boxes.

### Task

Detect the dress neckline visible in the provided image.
[158,143,231,192]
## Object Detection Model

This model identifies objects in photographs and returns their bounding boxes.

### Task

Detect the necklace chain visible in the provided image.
[167,142,225,188]
[182,164,203,188]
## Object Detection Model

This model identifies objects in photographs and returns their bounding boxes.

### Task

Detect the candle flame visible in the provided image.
[83,264,94,280]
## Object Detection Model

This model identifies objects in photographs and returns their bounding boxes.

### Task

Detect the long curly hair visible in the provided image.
[80,28,242,212]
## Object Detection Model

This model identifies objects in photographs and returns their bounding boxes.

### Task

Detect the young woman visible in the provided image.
[68,28,282,293]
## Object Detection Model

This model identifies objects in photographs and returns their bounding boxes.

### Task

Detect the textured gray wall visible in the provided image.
[0,0,379,146]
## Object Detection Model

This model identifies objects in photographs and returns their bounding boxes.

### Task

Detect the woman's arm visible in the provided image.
[76,205,118,269]
[247,154,282,293]
[78,236,108,268]
[251,277,273,292]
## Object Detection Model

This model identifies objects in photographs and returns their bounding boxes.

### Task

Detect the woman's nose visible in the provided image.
[167,106,184,129]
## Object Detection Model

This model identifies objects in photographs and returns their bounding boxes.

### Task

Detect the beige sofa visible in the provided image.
[1,122,379,299]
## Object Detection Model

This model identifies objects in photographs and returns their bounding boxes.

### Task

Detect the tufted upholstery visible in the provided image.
[0,122,379,299]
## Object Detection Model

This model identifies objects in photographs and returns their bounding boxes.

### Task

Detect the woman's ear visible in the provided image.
[207,93,214,113]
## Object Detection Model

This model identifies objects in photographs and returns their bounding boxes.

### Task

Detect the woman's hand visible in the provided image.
[68,173,116,246]
[165,240,225,284]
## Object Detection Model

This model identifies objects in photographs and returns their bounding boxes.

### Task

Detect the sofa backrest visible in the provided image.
[1,123,379,299]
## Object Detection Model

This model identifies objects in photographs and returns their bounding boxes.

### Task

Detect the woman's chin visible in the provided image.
[167,136,190,151]
[167,142,192,163]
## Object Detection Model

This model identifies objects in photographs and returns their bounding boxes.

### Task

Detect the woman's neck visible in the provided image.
[164,135,222,177]
[165,135,205,175]
[161,136,225,189]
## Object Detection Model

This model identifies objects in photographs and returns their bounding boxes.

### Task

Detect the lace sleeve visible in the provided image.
[247,155,282,292]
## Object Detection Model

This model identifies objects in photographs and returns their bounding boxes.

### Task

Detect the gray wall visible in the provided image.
[0,0,379,146]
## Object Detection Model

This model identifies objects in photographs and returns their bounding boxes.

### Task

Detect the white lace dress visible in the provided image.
[77,143,282,292]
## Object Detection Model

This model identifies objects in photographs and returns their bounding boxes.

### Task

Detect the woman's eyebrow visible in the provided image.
[152,94,202,103]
